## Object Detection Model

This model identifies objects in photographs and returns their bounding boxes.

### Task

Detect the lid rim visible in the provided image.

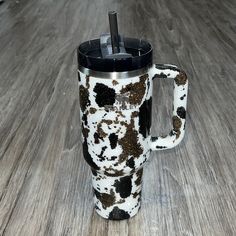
[77,37,153,72]
[78,64,152,79]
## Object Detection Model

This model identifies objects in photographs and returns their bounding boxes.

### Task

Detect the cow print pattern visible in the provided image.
[78,64,188,220]
[92,168,143,219]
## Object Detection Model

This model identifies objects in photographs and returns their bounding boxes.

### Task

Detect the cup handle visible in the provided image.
[149,64,189,150]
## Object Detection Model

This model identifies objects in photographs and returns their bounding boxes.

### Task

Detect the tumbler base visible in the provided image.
[91,168,143,220]
[95,202,141,220]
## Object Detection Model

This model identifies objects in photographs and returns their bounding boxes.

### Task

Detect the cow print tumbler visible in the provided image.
[77,13,188,220]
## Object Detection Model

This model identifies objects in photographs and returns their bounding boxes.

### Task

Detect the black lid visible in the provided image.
[77,11,152,72]
[77,37,153,72]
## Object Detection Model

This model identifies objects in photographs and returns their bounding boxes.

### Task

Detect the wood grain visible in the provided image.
[0,0,236,235]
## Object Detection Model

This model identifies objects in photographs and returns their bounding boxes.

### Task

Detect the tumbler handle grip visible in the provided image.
[150,64,189,150]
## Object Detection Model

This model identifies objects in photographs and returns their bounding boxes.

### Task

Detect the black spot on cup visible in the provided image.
[77,72,81,82]
[91,169,97,176]
[97,146,107,161]
[153,72,167,79]
[113,176,132,198]
[126,157,135,169]
[109,133,118,149]
[177,106,186,119]
[94,132,101,144]
[94,83,116,107]
[180,94,186,100]
[155,145,167,149]
[108,207,130,220]
[82,113,88,126]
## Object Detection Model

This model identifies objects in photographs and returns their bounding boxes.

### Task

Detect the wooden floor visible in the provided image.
[0,0,236,235]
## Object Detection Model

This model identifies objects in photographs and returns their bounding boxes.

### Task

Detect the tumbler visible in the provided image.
[77,11,188,220]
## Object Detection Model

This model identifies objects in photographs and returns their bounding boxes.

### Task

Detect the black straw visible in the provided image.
[108,11,120,54]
